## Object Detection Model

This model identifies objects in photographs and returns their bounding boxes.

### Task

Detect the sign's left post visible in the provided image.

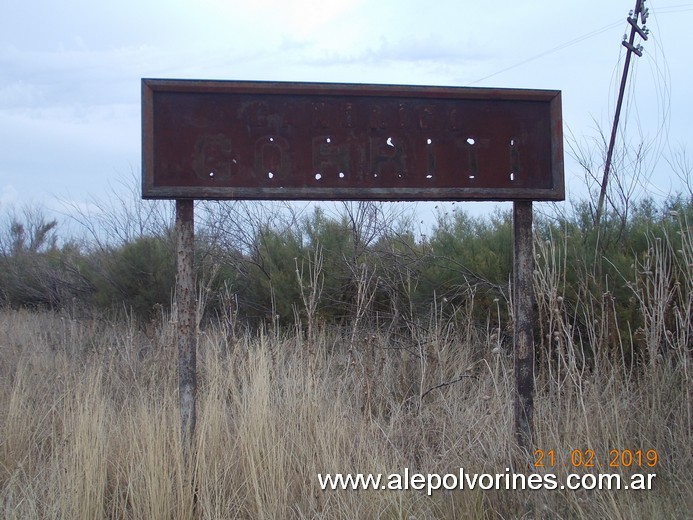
[175,199,196,460]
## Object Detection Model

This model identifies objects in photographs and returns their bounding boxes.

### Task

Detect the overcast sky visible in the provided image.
[1,0,691,220]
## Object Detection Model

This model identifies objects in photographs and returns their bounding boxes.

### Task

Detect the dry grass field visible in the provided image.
[1,200,691,518]
[0,289,690,518]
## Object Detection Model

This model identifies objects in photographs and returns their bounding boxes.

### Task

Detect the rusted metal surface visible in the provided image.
[513,201,535,454]
[143,79,564,201]
[175,199,196,458]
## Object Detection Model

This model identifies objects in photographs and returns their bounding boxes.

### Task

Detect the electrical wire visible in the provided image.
[470,3,691,86]
[469,19,623,85]
[618,1,675,200]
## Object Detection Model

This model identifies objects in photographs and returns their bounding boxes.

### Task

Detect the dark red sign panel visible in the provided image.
[142,79,563,201]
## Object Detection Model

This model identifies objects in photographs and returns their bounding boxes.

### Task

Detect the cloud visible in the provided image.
[0,0,690,214]
[206,0,366,41]
[0,185,18,208]
[0,101,139,204]
[0,80,46,109]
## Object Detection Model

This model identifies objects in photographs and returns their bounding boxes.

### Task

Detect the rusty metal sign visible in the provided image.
[142,79,563,201]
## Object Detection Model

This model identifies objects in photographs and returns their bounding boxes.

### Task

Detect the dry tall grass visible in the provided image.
[0,226,691,519]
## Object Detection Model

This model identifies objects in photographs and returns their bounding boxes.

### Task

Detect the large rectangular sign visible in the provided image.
[142,79,563,201]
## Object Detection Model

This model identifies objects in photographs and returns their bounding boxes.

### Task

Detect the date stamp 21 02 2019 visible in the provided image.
[534,448,659,470]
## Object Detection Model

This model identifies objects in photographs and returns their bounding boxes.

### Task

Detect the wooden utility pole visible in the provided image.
[595,0,649,227]
[175,199,196,459]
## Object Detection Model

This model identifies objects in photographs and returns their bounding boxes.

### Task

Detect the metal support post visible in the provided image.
[176,199,196,459]
[513,201,535,453]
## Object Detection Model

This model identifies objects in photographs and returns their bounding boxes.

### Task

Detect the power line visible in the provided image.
[470,19,623,85]
[653,3,693,12]
[470,3,691,86]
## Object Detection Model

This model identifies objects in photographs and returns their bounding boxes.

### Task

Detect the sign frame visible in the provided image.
[142,78,562,459]
[142,79,564,202]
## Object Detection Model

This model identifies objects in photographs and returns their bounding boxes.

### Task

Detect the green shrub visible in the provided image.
[89,236,176,320]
